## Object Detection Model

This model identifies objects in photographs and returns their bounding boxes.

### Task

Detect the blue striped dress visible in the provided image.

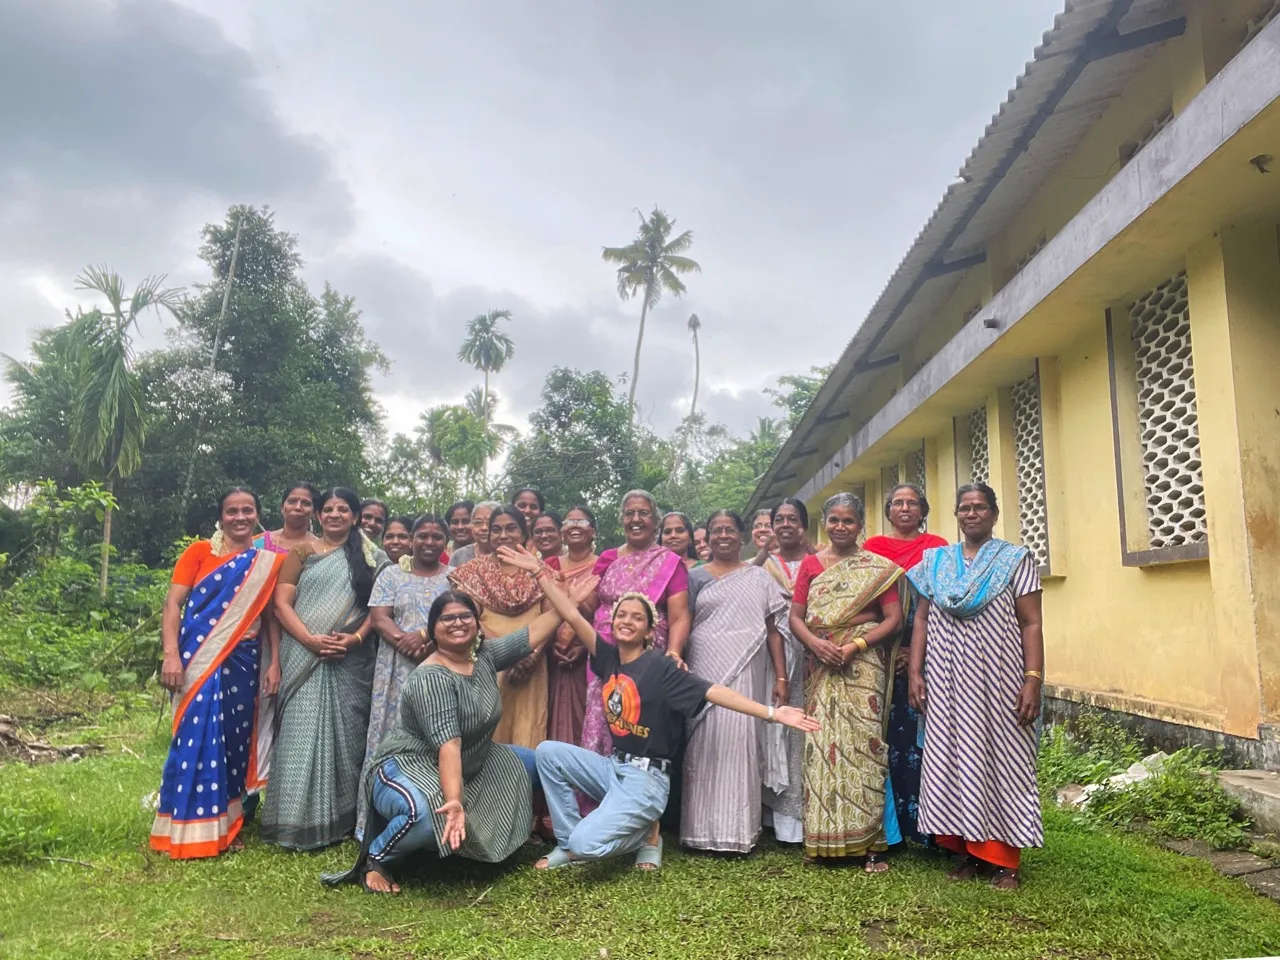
[916,554,1043,850]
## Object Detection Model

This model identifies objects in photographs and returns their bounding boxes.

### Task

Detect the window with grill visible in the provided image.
[1129,274,1207,548]
[1012,372,1051,571]
[967,407,989,485]
[907,444,926,493]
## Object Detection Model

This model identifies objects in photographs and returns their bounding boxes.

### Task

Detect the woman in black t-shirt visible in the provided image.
[497,545,820,871]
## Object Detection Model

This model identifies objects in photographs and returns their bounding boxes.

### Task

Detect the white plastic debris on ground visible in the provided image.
[1056,752,1169,809]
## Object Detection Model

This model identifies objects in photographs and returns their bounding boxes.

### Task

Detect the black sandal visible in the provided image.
[990,867,1020,891]
[362,859,400,895]
[946,855,982,881]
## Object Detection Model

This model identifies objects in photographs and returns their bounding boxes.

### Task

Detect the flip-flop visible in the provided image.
[634,836,663,871]
[535,846,582,870]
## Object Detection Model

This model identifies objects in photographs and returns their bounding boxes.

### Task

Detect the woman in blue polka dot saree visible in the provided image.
[151,488,284,859]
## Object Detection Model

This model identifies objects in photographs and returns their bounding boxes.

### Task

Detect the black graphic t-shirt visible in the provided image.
[589,638,713,762]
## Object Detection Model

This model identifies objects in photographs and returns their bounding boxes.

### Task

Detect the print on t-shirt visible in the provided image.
[603,673,649,739]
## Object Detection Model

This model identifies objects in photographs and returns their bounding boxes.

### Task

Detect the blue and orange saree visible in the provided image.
[150,543,283,859]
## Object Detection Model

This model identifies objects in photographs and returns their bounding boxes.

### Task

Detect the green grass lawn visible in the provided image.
[2,696,1279,959]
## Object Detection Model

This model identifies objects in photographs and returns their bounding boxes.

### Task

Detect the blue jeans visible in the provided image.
[369,746,538,864]
[535,740,668,862]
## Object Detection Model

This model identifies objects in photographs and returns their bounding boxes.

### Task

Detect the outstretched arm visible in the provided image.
[497,545,599,655]
[704,684,820,733]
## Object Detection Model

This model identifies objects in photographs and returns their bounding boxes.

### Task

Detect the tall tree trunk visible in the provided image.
[98,477,114,600]
[481,369,490,429]
[689,329,701,420]
[627,294,652,422]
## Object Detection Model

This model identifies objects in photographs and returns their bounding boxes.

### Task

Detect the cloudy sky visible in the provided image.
[2,0,1063,440]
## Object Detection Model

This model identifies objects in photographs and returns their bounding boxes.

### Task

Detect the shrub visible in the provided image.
[1088,748,1248,849]
[0,554,165,689]
[1040,711,1248,849]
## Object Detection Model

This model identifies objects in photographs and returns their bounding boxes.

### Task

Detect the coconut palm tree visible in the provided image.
[69,265,182,597]
[457,309,515,424]
[602,208,701,422]
[687,313,702,420]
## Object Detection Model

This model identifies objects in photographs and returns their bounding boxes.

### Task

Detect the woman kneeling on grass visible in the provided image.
[495,545,820,872]
[325,575,598,894]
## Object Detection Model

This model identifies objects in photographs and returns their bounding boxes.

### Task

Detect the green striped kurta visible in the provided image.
[326,628,534,879]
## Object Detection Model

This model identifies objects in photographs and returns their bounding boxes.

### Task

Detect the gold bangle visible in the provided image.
[1024,670,1043,680]
[855,638,868,654]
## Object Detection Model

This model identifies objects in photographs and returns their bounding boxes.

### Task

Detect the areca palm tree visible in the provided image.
[687,313,702,420]
[463,386,518,454]
[457,309,515,424]
[602,208,701,422]
[70,266,182,597]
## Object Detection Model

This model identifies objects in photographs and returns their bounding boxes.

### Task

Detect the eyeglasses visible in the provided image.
[563,518,592,527]
[890,499,922,510]
[437,612,476,626]
[622,509,653,520]
[956,504,993,516]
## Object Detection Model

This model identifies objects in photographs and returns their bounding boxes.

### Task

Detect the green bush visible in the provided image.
[1088,748,1248,849]
[1039,712,1141,790]
[1040,711,1248,849]
[0,554,166,689]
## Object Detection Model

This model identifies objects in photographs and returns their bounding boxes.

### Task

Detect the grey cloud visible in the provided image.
[317,250,777,435]
[0,0,353,278]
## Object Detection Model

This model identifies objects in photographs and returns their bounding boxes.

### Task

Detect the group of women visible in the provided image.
[150,478,1044,894]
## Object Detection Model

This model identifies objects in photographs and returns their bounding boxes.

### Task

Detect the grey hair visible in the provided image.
[619,489,658,519]
[474,500,502,513]
[822,492,866,526]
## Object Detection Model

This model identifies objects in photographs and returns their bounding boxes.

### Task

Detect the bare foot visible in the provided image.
[864,854,889,874]
[227,837,245,854]
[363,861,400,894]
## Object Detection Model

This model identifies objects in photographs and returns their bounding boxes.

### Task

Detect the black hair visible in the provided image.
[613,594,657,630]
[446,500,475,522]
[565,504,597,527]
[488,504,529,540]
[659,511,698,559]
[219,486,262,516]
[511,487,546,511]
[319,487,376,607]
[427,590,482,642]
[771,497,809,529]
[705,508,747,534]
[382,515,414,536]
[955,482,999,514]
[280,482,322,509]
[884,483,931,522]
[533,510,563,531]
[359,498,389,521]
[412,514,450,537]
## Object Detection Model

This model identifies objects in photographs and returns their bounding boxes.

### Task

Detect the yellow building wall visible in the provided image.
[787,1,1280,740]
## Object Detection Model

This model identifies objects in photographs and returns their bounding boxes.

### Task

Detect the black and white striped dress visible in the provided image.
[916,555,1043,849]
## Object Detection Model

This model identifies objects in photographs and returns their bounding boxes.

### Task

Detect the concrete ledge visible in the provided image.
[1220,771,1280,837]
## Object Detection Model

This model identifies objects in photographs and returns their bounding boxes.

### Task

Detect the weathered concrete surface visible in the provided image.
[1206,850,1275,877]
[1220,770,1280,836]
[1244,868,1280,901]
